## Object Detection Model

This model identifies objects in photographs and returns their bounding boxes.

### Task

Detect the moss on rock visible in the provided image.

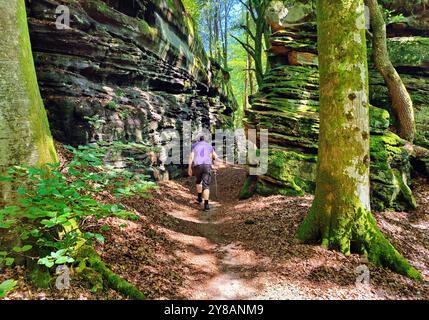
[77,245,145,299]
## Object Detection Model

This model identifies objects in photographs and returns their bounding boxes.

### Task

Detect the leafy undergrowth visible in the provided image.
[0,142,155,299]
[1,158,428,300]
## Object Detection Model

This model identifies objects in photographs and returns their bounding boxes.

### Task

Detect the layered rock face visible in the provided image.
[26,0,233,168]
[242,2,423,211]
[368,5,429,176]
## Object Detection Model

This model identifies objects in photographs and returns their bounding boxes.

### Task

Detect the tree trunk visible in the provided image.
[366,0,416,142]
[297,0,421,280]
[0,1,57,179]
[213,0,222,63]
[223,1,229,69]
[254,20,264,87]
[244,7,250,110]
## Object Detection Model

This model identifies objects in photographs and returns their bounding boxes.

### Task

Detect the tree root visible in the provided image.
[77,245,145,300]
[297,205,423,281]
[353,208,423,281]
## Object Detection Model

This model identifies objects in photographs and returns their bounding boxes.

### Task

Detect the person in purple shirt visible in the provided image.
[188,135,218,211]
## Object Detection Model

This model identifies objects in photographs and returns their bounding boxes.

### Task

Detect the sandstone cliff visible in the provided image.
[26,0,234,170]
[241,1,428,211]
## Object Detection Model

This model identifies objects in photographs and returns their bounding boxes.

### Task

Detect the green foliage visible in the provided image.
[182,0,202,22]
[0,144,156,277]
[0,279,17,298]
[383,8,408,24]
[84,115,106,131]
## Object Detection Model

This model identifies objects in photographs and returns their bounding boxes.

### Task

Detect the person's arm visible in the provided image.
[212,150,218,162]
[211,150,219,170]
[188,151,194,177]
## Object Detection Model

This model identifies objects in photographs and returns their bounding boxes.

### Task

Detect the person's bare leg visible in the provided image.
[203,189,210,201]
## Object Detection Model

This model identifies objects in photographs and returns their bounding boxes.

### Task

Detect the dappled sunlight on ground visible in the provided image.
[118,164,428,299]
[3,164,428,300]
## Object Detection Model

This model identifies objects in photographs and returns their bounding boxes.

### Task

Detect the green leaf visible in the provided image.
[0,176,13,182]
[12,245,32,253]
[55,257,69,264]
[51,249,67,258]
[0,280,17,298]
[95,234,105,243]
[17,186,26,196]
[5,257,14,266]
[38,257,54,268]
[40,219,56,228]
[83,232,95,239]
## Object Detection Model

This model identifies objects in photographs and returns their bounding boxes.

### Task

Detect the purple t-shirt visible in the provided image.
[191,141,214,166]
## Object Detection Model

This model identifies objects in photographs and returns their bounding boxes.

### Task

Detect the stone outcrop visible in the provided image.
[369,20,429,150]
[26,0,234,168]
[241,2,425,211]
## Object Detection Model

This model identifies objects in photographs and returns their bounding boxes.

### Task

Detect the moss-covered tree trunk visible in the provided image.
[0,0,57,203]
[366,0,416,142]
[297,0,421,280]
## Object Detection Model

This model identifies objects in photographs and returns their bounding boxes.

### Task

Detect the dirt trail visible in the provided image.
[3,164,428,300]
[115,163,429,300]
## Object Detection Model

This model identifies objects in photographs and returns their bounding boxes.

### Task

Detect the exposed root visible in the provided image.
[297,205,423,281]
[77,246,145,300]
[353,208,423,281]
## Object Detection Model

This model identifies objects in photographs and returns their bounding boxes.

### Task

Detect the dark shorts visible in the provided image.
[193,164,212,190]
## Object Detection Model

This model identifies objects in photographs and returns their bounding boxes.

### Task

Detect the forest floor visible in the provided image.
[2,163,429,300]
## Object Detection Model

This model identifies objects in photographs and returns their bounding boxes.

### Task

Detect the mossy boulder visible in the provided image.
[370,106,390,134]
[369,132,416,211]
[257,149,317,197]
[239,175,258,200]
[246,64,416,210]
[387,36,429,68]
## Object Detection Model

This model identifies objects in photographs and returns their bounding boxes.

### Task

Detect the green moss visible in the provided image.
[369,106,390,133]
[78,246,145,300]
[29,265,52,289]
[369,132,415,211]
[17,0,58,167]
[239,176,257,200]
[76,265,104,293]
[139,20,158,39]
[387,36,429,68]
[298,197,422,280]
[392,169,417,209]
[255,150,317,197]
[256,179,305,197]
[353,207,422,280]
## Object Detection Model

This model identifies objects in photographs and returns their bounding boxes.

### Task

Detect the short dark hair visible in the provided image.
[199,135,205,141]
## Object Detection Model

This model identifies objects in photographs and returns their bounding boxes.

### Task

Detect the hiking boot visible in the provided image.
[203,200,210,211]
[197,193,202,205]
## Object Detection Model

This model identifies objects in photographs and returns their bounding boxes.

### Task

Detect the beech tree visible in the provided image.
[0,0,57,203]
[366,0,416,142]
[296,0,421,280]
[232,0,271,87]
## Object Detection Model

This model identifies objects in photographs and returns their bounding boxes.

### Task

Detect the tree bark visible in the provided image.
[223,0,229,69]
[0,0,58,203]
[244,7,250,111]
[366,0,416,142]
[297,0,421,280]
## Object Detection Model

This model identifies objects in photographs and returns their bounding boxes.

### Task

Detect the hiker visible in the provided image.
[187,135,218,211]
